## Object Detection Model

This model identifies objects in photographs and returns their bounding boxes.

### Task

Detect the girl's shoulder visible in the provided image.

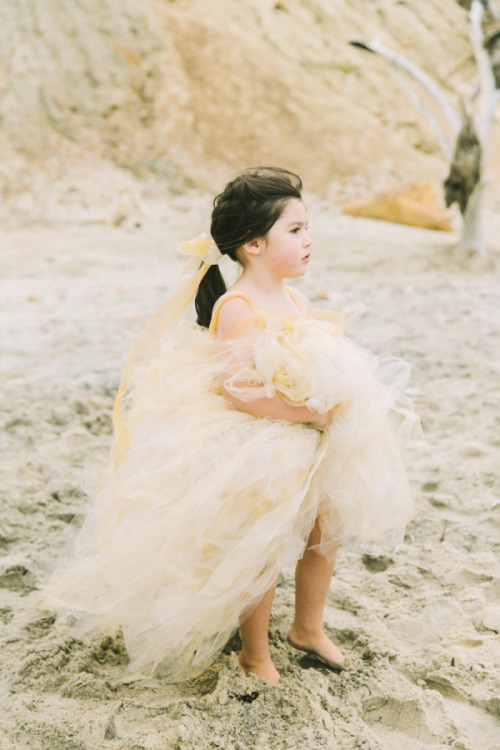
[209,287,312,339]
[209,291,263,339]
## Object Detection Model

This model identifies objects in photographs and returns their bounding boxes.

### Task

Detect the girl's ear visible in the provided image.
[243,238,263,257]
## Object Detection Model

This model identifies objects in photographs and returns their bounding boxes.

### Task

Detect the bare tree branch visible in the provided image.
[351,2,500,254]
[484,0,500,19]
[456,0,500,253]
[469,0,499,142]
[349,38,461,137]
[389,69,454,161]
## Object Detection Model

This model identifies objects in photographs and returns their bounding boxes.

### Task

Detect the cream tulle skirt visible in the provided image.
[45,311,418,681]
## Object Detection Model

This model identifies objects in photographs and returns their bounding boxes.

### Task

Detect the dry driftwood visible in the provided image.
[444,110,481,214]
[484,24,500,87]
[351,0,500,254]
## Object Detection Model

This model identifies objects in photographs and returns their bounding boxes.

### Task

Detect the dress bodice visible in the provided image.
[210,290,349,414]
[208,286,308,336]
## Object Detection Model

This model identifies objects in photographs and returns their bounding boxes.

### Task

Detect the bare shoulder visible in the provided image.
[215,295,254,339]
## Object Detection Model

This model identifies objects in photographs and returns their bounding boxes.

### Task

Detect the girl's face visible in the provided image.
[260,198,312,279]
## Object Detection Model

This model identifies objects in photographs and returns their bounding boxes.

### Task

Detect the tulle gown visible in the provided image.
[45,287,418,681]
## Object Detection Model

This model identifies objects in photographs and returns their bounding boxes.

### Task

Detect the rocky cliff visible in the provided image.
[0,0,497,219]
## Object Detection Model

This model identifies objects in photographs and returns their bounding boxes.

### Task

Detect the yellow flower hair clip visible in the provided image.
[179,232,223,265]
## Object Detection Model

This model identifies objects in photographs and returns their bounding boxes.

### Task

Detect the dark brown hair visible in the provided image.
[195,167,303,328]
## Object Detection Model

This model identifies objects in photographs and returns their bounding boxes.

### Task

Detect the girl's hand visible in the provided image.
[310,409,334,431]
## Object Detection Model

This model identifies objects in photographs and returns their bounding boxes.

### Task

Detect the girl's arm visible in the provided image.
[216,296,333,430]
[221,387,333,429]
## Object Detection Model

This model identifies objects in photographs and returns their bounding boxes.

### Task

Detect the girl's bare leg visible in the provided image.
[287,518,345,669]
[239,584,280,683]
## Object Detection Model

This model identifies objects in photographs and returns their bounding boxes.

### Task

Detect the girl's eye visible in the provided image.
[291,227,300,234]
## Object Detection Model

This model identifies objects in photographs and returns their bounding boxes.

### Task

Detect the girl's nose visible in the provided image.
[304,232,312,247]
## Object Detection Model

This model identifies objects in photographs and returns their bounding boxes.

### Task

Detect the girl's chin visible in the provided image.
[293,266,308,277]
[289,264,309,275]
[280,267,308,281]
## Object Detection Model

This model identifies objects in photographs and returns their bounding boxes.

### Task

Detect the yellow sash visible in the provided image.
[112,261,210,468]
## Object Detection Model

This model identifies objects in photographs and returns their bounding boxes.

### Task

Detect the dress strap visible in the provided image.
[209,292,267,335]
[285,286,307,314]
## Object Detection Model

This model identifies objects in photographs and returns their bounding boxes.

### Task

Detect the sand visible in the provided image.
[2,0,500,745]
[1,197,499,750]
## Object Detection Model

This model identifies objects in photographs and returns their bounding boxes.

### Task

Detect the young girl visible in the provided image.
[45,167,417,684]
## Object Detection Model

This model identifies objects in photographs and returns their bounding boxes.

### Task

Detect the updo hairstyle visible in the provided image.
[195,167,303,328]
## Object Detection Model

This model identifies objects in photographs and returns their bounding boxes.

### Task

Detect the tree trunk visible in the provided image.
[443,112,481,215]
[458,181,486,253]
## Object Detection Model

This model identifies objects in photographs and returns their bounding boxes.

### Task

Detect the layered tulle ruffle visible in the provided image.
[45,306,418,681]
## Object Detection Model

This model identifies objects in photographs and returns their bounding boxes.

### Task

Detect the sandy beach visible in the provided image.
[2,0,500,745]
[1,199,499,749]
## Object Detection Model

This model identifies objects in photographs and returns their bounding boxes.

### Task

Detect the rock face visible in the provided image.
[342,181,454,231]
[0,0,497,214]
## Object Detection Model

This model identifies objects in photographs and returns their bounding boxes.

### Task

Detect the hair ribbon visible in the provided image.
[111,233,221,470]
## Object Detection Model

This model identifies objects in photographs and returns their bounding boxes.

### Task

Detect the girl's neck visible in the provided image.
[230,268,297,315]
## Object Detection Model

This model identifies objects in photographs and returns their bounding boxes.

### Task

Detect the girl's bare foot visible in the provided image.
[286,626,345,671]
[238,652,280,684]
